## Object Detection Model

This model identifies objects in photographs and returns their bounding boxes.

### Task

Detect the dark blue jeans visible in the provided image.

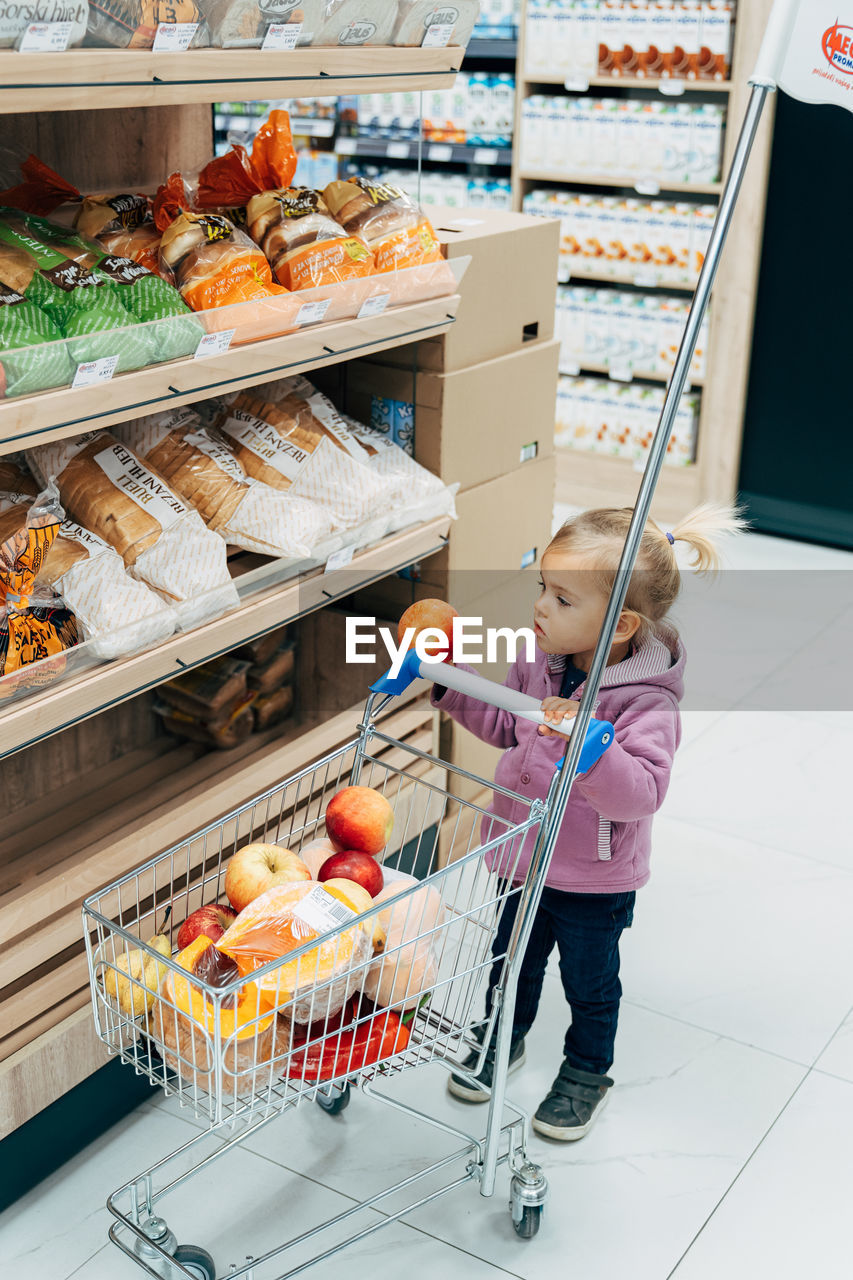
[485,886,636,1077]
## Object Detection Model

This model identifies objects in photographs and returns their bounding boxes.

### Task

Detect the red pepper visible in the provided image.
[287,997,410,1084]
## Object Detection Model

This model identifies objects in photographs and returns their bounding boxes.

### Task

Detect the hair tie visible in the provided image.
[666,532,675,546]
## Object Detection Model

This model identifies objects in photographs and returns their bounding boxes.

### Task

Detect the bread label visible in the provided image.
[93,443,188,529]
[184,430,246,485]
[291,885,357,938]
[220,409,311,483]
[338,20,377,45]
[59,521,111,557]
[307,393,370,462]
[262,20,301,49]
[152,21,198,50]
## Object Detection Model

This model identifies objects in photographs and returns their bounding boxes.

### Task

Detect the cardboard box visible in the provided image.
[339,339,559,493]
[369,206,559,373]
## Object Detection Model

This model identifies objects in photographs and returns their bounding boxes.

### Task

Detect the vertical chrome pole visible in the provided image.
[480,84,774,1197]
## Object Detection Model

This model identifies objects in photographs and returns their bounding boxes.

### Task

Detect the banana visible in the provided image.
[105,933,171,1016]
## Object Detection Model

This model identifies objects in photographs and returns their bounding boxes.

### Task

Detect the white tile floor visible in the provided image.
[4,524,853,1280]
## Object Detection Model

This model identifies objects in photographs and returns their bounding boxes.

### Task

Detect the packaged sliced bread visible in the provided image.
[322,176,442,272]
[311,0,397,46]
[340,413,457,533]
[26,432,239,630]
[214,377,396,538]
[36,519,177,658]
[392,0,480,47]
[114,408,333,560]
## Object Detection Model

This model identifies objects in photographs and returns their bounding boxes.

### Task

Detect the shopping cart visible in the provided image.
[82,653,614,1279]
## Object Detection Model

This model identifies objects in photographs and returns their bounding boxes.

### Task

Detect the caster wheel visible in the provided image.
[512,1204,543,1239]
[316,1083,351,1115]
[173,1244,216,1279]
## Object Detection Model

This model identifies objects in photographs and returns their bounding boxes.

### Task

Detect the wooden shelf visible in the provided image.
[518,169,722,195]
[555,445,700,517]
[0,45,464,114]
[0,515,451,761]
[558,265,699,292]
[560,360,705,389]
[0,293,460,453]
[525,72,732,93]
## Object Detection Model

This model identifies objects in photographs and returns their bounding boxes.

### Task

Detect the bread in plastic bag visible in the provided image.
[36,518,177,658]
[160,211,289,310]
[115,407,334,559]
[74,193,171,282]
[322,176,443,272]
[340,412,457,533]
[0,3,87,48]
[392,0,480,47]
[26,432,239,630]
[246,187,374,290]
[311,0,397,46]
[215,376,396,540]
[84,0,210,48]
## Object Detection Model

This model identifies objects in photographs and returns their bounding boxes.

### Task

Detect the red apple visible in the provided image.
[325,786,394,856]
[176,903,237,951]
[318,851,384,898]
[224,843,310,914]
[398,598,459,663]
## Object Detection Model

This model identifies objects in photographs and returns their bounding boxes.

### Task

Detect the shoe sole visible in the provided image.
[446,1047,527,1103]
[531,1086,610,1141]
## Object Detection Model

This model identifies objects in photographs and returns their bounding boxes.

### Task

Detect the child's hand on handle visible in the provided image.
[538,697,579,739]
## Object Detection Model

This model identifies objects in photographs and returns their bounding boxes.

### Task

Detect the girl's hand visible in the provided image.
[538,697,579,738]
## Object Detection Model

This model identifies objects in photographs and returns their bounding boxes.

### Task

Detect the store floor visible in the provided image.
[5,524,852,1280]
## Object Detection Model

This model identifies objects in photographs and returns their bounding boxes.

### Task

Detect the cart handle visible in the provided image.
[370,649,614,776]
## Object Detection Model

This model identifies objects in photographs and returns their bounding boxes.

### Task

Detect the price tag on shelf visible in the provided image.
[422,23,454,47]
[563,73,590,93]
[325,544,355,573]
[262,21,302,50]
[357,293,390,319]
[194,329,235,359]
[18,22,72,51]
[428,143,453,163]
[72,356,118,389]
[295,298,331,327]
[473,148,498,166]
[634,267,661,288]
[561,361,581,378]
[336,135,357,155]
[658,78,686,97]
[557,264,572,284]
[635,177,661,197]
[387,142,410,159]
[448,217,483,227]
[609,364,634,384]
[152,22,198,51]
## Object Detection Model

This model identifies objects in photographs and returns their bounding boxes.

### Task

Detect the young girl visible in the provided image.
[436,503,744,1141]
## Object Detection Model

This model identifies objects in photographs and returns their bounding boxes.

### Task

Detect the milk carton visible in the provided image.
[590,97,621,175]
[491,74,516,142]
[597,1,624,77]
[521,96,548,168]
[700,0,735,80]
[570,0,600,76]
[466,73,491,145]
[551,0,575,78]
[663,103,693,182]
[637,101,669,178]
[616,99,645,175]
[568,97,594,172]
[579,195,609,270]
[691,104,725,183]
[524,0,551,75]
[542,95,569,172]
[673,0,703,78]
[668,202,694,280]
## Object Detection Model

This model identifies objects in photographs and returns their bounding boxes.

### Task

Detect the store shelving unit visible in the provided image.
[512,0,778,519]
[0,43,467,1137]
[338,136,513,169]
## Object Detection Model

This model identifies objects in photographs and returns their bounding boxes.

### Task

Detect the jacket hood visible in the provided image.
[546,624,685,703]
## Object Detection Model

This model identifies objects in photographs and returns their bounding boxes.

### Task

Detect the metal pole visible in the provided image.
[480,83,774,1197]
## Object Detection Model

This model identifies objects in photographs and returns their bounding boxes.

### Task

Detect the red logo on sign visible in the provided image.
[823,22,853,74]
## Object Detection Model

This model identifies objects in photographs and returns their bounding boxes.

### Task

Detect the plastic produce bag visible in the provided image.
[0,284,75,396]
[27,433,239,631]
[246,187,374,290]
[84,0,210,48]
[323,176,443,272]
[341,412,457,533]
[362,872,444,1011]
[115,407,334,558]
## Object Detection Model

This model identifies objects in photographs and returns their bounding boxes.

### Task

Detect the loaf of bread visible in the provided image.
[26,432,238,630]
[0,460,37,498]
[311,0,397,46]
[116,409,333,560]
[340,413,457,533]
[392,0,480,47]
[322,176,442,272]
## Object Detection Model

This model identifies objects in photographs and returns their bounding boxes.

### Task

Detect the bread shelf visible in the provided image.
[518,170,723,195]
[525,73,732,93]
[0,292,460,454]
[0,45,464,114]
[0,514,451,761]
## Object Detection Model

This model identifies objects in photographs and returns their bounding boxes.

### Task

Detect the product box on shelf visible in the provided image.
[363,207,560,373]
[340,338,559,493]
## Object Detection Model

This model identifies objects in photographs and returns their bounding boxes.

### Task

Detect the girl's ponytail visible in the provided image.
[667,502,750,576]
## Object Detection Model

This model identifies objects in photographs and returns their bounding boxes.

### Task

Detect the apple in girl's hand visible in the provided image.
[398,598,459,663]
[318,851,384,898]
[224,844,310,913]
[176,903,237,951]
[325,786,394,856]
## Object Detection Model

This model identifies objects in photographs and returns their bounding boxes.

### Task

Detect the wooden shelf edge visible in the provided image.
[0,515,452,760]
[518,170,722,195]
[0,45,464,113]
[0,293,460,453]
[559,361,704,389]
[0,1006,100,1139]
[523,72,732,93]
[559,267,700,292]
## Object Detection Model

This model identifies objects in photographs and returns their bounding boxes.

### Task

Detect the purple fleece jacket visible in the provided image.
[431,627,685,893]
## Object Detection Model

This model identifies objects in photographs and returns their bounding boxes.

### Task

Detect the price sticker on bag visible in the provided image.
[262,21,302,50]
[325,544,355,573]
[291,885,357,936]
[153,22,198,51]
[357,293,390,320]
[295,298,331,327]
[422,23,454,47]
[18,22,72,51]
[72,356,118,388]
[194,329,235,359]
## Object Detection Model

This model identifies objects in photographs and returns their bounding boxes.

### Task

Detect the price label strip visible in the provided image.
[262,21,302,50]
[18,22,72,51]
[357,293,390,320]
[295,299,331,327]
[194,329,235,359]
[152,22,198,51]
[72,356,119,389]
[325,544,355,573]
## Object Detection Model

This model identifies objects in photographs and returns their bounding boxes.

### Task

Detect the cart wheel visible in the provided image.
[173,1244,216,1279]
[316,1082,351,1115]
[512,1204,543,1240]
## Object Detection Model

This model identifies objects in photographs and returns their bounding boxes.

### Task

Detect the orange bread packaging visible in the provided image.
[159,212,288,312]
[246,187,374,291]
[322,176,442,273]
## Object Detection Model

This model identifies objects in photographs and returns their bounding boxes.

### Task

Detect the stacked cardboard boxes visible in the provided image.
[338,208,561,801]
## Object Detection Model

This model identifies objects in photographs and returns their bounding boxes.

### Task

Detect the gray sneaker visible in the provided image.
[532,1062,613,1141]
[447,1024,527,1103]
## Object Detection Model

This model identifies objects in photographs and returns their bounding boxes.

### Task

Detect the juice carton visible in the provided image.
[637,101,669,177]
[690,203,716,278]
[579,195,609,269]
[564,97,591,172]
[524,0,551,77]
[551,0,575,79]
[668,201,694,277]
[672,0,703,78]
[616,99,646,174]
[625,198,654,268]
[622,2,650,78]
[662,103,694,182]
[690,103,725,183]
[700,0,735,81]
[491,74,516,142]
[598,1,625,76]
[569,0,600,76]
[647,200,678,273]
[521,96,548,169]
[632,294,662,371]
[645,0,675,78]
[466,73,491,145]
[590,97,621,175]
